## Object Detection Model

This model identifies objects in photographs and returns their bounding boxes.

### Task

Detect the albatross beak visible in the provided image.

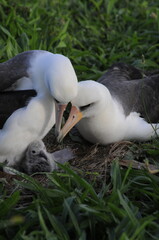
[55,103,67,137]
[57,105,83,142]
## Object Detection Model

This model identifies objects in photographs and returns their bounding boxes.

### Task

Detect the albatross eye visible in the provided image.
[80,104,91,111]
[54,98,60,104]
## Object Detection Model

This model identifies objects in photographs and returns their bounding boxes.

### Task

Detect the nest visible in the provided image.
[1,127,158,195]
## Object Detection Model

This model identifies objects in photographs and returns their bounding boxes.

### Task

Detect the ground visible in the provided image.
[1,125,158,194]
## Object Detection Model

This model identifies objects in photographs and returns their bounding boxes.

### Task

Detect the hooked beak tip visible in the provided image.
[56,129,66,143]
[54,127,60,138]
[57,135,62,143]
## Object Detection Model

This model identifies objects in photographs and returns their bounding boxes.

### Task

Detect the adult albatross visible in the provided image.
[57,63,159,145]
[0,50,78,166]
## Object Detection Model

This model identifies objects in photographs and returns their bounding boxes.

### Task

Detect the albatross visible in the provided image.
[0,50,78,166]
[57,63,159,145]
[13,140,75,174]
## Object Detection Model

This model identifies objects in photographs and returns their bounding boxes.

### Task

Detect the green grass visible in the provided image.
[1,163,159,239]
[0,0,159,78]
[0,0,159,239]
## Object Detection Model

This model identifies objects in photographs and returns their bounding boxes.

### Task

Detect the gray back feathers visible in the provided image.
[98,63,159,122]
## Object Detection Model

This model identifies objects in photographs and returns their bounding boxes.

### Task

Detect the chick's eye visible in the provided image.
[32,150,36,154]
[80,104,91,111]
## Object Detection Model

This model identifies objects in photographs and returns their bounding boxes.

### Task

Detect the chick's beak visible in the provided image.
[39,151,48,161]
[55,103,67,137]
[57,105,83,143]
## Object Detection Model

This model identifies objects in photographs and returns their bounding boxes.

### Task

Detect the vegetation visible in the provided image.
[0,0,159,239]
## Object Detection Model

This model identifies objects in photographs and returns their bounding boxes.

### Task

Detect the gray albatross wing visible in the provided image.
[0,51,35,90]
[0,90,36,128]
[0,51,47,127]
[98,63,159,123]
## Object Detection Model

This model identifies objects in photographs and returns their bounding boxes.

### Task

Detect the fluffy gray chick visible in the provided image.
[17,140,74,175]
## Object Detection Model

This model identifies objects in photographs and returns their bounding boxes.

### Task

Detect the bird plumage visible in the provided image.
[13,140,75,174]
[0,50,78,166]
[98,63,159,122]
[0,90,36,128]
[58,63,159,145]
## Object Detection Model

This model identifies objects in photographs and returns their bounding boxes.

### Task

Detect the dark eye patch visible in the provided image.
[80,104,91,111]
[54,98,60,104]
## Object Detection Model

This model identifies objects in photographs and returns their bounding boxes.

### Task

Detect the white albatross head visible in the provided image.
[43,54,78,135]
[57,80,111,142]
[44,54,78,103]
